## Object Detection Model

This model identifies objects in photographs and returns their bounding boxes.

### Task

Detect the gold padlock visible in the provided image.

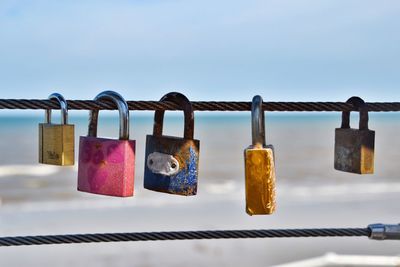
[39,93,74,166]
[244,95,276,215]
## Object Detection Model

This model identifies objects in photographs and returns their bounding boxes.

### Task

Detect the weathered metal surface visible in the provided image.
[77,91,135,197]
[144,92,199,196]
[144,135,199,196]
[244,145,276,215]
[39,93,74,166]
[39,123,75,166]
[334,128,375,174]
[334,96,375,174]
[244,95,276,215]
[77,136,135,197]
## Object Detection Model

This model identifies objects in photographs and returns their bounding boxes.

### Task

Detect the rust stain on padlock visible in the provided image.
[144,92,200,196]
[144,135,199,196]
[334,97,375,174]
[335,129,374,174]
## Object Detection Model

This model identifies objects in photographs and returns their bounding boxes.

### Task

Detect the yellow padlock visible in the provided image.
[244,95,276,215]
[39,93,74,166]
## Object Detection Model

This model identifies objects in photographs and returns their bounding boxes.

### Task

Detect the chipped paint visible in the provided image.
[143,135,200,196]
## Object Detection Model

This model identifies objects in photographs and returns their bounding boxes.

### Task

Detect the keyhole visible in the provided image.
[149,159,154,165]
[171,162,177,169]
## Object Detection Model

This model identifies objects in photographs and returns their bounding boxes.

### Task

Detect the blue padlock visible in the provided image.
[144,92,200,196]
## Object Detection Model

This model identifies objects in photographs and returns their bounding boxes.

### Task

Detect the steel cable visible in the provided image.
[0,99,400,111]
[0,99,395,247]
[0,228,370,247]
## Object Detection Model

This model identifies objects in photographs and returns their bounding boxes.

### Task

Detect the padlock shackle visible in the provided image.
[251,95,266,147]
[153,92,194,140]
[341,96,369,130]
[88,91,130,140]
[45,93,68,125]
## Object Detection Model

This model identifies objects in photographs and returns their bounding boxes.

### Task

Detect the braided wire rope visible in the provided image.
[0,99,391,246]
[0,99,400,111]
[0,228,370,247]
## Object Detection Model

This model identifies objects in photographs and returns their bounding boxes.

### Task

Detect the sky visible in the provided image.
[0,0,399,102]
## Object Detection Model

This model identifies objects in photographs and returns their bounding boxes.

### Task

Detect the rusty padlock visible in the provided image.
[334,96,375,174]
[39,93,74,166]
[244,95,276,215]
[144,92,200,196]
[77,91,135,197]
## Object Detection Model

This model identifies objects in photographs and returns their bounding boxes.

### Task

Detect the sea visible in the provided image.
[0,112,399,266]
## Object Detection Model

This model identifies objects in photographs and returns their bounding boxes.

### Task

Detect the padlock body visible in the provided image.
[39,123,74,166]
[144,135,200,196]
[334,128,375,174]
[244,145,276,215]
[77,136,135,197]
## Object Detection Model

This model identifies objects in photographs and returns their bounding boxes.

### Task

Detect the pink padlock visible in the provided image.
[77,91,135,197]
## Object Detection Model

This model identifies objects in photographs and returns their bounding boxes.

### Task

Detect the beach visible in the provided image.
[0,112,399,266]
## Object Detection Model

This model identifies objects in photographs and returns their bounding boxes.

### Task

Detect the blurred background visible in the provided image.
[0,0,400,266]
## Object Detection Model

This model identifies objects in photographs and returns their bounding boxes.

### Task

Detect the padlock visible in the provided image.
[334,96,375,174]
[77,91,135,197]
[144,92,200,196]
[244,95,276,215]
[39,93,74,166]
